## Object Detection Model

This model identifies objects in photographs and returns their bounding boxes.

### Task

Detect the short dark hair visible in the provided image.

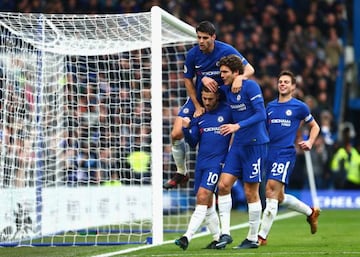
[201,85,212,93]
[218,54,244,74]
[201,85,219,98]
[196,21,216,36]
[201,85,219,95]
[279,70,296,84]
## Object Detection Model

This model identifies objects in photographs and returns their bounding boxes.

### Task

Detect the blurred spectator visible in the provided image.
[324,27,343,68]
[64,0,84,13]
[330,126,360,189]
[77,142,100,185]
[0,0,354,190]
[319,110,335,146]
[88,0,101,14]
[195,0,213,22]
[115,0,140,13]
[309,134,328,189]
[0,0,15,11]
[101,0,118,14]
[319,111,336,188]
[59,130,80,186]
[238,9,257,37]
[126,126,151,184]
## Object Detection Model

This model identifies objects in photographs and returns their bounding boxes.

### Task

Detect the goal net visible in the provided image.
[0,7,197,246]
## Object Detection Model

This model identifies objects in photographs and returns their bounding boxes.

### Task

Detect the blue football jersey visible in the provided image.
[266,98,314,148]
[184,40,249,103]
[182,102,232,169]
[219,80,269,145]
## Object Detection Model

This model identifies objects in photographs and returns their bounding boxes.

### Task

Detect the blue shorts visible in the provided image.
[194,165,221,194]
[178,97,196,118]
[266,147,296,185]
[222,144,268,183]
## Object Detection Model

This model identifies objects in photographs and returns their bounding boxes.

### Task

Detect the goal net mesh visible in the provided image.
[0,10,197,246]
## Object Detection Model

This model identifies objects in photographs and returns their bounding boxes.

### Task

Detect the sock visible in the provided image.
[281,194,312,216]
[172,139,187,175]
[184,204,207,241]
[247,201,262,242]
[258,198,278,240]
[205,205,221,241]
[218,194,232,235]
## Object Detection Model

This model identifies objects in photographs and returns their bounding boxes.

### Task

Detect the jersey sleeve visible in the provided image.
[301,102,314,124]
[182,118,200,148]
[237,52,249,66]
[238,101,266,128]
[184,48,196,80]
[238,81,266,128]
[217,41,250,66]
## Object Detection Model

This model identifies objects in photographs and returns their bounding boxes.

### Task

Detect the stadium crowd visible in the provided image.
[0,0,358,190]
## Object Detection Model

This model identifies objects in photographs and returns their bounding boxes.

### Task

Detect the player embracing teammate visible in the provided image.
[171,21,320,251]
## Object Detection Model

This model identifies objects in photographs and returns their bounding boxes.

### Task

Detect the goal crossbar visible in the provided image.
[0,7,196,55]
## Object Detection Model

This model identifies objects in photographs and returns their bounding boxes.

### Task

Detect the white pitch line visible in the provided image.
[92,211,301,257]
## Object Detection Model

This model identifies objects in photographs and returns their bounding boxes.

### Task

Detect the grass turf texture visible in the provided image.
[0,209,359,257]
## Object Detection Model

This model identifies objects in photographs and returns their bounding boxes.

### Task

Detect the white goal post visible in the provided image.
[0,6,197,246]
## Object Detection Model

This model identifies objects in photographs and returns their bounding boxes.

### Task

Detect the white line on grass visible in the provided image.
[96,251,360,257]
[92,211,300,257]
[93,212,300,257]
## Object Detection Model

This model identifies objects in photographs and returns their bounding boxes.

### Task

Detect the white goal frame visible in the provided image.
[0,6,196,246]
[150,6,196,245]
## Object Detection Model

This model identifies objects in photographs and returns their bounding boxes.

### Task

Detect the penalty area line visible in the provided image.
[92,211,300,257]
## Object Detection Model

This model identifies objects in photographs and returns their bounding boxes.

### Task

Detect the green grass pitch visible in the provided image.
[1,209,359,257]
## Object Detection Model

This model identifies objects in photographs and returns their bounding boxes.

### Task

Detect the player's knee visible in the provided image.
[265,188,277,199]
[245,193,259,203]
[244,187,260,202]
[278,192,285,203]
[171,130,183,141]
[197,195,210,205]
[217,181,231,195]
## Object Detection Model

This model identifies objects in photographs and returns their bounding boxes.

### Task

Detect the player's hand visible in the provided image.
[298,140,312,151]
[201,76,218,92]
[181,117,191,128]
[219,123,240,136]
[193,106,205,118]
[232,75,245,93]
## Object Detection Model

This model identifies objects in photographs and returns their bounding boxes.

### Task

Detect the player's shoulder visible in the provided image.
[214,40,238,53]
[290,97,308,108]
[216,103,233,121]
[218,84,230,93]
[215,40,231,47]
[243,79,258,85]
[188,45,201,55]
[218,102,232,111]
[290,97,305,104]
[267,99,278,107]
[243,79,261,90]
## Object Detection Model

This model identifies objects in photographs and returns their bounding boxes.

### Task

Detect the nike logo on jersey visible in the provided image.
[199,120,205,125]
[271,173,282,176]
[268,111,273,116]
[195,65,202,68]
